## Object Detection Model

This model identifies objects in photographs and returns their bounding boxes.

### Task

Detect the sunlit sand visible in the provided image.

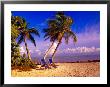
[11,62,99,77]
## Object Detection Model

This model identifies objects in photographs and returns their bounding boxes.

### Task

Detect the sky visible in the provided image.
[12,11,100,62]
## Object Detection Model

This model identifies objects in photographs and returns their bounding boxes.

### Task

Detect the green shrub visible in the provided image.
[11,57,37,70]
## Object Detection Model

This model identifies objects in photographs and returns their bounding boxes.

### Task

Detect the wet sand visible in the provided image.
[11,62,100,77]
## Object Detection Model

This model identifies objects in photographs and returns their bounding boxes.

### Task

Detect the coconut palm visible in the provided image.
[43,19,59,60]
[51,12,77,61]
[17,23,40,60]
[43,12,77,65]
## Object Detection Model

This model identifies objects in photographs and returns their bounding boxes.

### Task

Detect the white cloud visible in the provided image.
[29,50,33,53]
[57,46,100,54]
[96,48,100,51]
[20,44,100,57]
[20,46,25,54]
[60,23,100,47]
[35,49,42,55]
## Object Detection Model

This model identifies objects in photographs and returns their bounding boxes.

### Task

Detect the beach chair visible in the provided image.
[41,59,46,67]
[49,59,53,64]
[48,58,57,68]
[40,59,50,69]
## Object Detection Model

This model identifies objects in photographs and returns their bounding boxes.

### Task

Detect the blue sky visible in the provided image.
[12,11,100,37]
[12,11,100,61]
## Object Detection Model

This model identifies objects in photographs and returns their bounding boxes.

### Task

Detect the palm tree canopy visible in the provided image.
[43,19,59,42]
[63,30,77,44]
[11,16,23,40]
[43,11,77,44]
[17,28,40,47]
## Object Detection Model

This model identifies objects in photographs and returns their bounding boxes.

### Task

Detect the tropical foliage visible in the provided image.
[11,16,38,70]
[43,11,77,62]
[11,16,22,67]
[17,24,40,60]
[11,11,77,69]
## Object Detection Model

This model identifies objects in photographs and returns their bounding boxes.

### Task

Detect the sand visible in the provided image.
[11,62,100,77]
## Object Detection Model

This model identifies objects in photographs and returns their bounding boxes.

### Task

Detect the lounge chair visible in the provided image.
[49,59,53,64]
[41,59,46,67]
[48,58,57,68]
[40,59,50,69]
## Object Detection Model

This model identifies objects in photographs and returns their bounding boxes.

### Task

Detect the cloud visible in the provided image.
[19,23,100,58]
[57,46,100,54]
[77,23,100,44]
[20,46,25,54]
[29,50,33,53]
[60,23,100,48]
[35,49,42,55]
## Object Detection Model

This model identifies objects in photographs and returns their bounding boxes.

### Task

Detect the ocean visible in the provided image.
[31,53,100,63]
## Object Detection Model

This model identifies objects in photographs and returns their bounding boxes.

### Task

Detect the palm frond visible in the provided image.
[51,33,59,42]
[68,30,77,43]
[29,33,36,47]
[29,28,40,37]
[44,36,50,41]
[43,11,77,45]
[63,33,70,44]
[48,19,56,23]
[47,19,57,28]
[22,18,27,28]
[43,28,50,33]
[17,35,24,44]
[44,33,49,38]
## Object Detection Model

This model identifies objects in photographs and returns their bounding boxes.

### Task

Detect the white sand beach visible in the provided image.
[11,62,100,77]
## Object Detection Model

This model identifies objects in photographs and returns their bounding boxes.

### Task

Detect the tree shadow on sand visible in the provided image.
[11,66,37,71]
[35,64,59,70]
[11,64,59,71]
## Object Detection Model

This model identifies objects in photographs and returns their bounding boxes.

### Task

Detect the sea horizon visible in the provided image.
[30,53,100,63]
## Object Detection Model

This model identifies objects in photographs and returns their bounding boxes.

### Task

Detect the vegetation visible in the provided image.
[17,26,40,60]
[43,11,77,63]
[11,11,77,70]
[11,16,22,68]
[11,16,38,70]
[11,57,37,71]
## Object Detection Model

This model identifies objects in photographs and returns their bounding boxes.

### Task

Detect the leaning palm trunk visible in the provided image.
[43,41,54,60]
[24,38,31,60]
[51,41,61,62]
[51,33,64,62]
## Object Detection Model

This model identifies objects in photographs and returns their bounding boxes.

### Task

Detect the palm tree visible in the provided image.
[44,12,77,65]
[11,16,25,65]
[51,12,77,61]
[43,19,59,60]
[17,22,40,60]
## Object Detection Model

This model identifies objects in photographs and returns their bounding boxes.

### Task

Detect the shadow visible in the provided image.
[11,64,59,71]
[11,66,38,71]
[35,64,59,70]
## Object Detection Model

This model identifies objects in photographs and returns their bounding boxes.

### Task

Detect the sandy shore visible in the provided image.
[11,62,100,77]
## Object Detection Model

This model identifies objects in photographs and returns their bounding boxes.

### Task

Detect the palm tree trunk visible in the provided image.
[43,41,54,60]
[24,38,31,60]
[51,39,62,62]
[51,32,64,62]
